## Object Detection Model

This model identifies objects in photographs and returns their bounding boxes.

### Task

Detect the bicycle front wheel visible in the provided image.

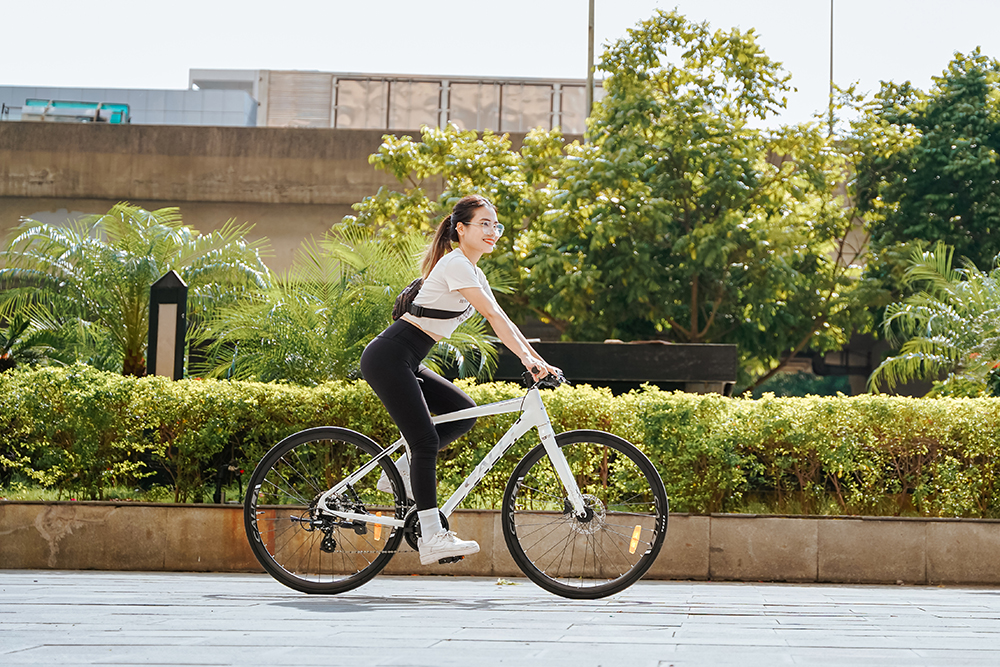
[244,427,407,594]
[501,430,668,599]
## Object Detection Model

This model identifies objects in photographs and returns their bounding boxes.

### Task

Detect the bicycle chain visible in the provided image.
[313,539,412,557]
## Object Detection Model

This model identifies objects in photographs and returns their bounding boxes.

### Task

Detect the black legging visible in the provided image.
[359,319,476,510]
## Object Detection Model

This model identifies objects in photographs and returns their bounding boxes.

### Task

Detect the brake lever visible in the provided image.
[540,373,568,389]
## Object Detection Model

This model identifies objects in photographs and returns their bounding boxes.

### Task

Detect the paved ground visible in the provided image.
[2,571,1000,666]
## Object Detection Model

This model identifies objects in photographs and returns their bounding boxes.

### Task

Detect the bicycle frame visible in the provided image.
[316,385,587,529]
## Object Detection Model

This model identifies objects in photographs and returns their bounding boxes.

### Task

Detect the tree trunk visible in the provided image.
[689,275,700,342]
[123,348,146,377]
[0,353,16,374]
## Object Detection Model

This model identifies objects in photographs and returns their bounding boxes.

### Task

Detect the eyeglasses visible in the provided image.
[461,221,505,237]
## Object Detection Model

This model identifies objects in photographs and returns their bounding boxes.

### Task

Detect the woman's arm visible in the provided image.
[457,286,561,379]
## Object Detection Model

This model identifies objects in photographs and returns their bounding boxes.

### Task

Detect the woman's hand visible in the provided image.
[522,355,561,381]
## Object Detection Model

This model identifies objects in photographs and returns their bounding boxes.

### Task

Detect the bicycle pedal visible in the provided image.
[437,556,465,565]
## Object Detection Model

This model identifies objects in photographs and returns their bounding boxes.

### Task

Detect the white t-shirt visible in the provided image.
[402,248,497,338]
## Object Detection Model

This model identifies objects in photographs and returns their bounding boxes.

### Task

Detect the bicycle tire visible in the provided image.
[501,429,668,599]
[244,426,407,594]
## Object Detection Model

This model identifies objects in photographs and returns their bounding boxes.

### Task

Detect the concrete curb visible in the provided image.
[3,502,999,584]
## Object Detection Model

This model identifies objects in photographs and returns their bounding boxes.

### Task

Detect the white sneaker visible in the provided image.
[376,453,411,499]
[417,530,480,565]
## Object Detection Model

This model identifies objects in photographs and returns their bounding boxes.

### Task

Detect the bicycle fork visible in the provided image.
[520,388,589,519]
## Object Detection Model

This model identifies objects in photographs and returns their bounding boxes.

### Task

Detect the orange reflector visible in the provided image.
[629,525,642,554]
[374,512,382,541]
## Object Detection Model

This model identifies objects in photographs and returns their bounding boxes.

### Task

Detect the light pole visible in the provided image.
[828,0,835,135]
[586,0,595,120]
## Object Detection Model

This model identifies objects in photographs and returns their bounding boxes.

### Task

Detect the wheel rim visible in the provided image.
[505,433,667,596]
[246,430,405,592]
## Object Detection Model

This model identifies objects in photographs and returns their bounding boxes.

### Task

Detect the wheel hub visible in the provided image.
[565,494,606,535]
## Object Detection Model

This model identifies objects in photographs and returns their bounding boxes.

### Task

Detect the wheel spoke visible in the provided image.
[261,476,309,506]
[278,455,320,494]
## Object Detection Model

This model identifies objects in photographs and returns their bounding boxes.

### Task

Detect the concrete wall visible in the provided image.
[0,123,402,203]
[3,502,999,585]
[0,197,356,273]
[0,123,558,271]
[0,123,433,271]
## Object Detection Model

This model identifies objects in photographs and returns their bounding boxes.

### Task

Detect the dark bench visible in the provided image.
[493,341,737,395]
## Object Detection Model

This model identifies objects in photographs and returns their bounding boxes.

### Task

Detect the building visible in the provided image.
[190,69,603,135]
[1,68,603,135]
[0,85,257,127]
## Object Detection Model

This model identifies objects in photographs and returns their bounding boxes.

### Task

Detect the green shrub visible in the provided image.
[0,367,397,502]
[0,366,155,500]
[2,366,1000,517]
[630,390,1000,516]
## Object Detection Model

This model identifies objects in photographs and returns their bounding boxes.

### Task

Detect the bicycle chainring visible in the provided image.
[402,507,450,551]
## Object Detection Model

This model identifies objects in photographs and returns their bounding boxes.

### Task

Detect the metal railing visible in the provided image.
[4,99,131,124]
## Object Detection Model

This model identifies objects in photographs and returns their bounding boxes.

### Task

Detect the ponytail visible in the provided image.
[421,214,459,277]
[420,194,496,277]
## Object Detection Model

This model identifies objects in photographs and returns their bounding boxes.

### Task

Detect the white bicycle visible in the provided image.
[244,374,668,600]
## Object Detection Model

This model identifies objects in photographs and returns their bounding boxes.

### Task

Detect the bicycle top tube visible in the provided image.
[426,371,566,427]
[429,394,528,425]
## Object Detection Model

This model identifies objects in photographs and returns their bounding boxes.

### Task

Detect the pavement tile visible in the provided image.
[3,571,1000,666]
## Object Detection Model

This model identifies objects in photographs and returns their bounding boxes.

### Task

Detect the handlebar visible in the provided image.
[522,369,569,389]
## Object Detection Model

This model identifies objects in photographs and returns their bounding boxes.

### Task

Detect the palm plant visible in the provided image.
[0,293,88,371]
[0,203,271,376]
[198,224,500,384]
[869,242,1000,393]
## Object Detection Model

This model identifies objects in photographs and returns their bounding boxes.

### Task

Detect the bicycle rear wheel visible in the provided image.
[501,429,668,599]
[244,426,407,594]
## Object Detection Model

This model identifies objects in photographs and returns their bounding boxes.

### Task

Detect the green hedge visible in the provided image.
[2,365,999,517]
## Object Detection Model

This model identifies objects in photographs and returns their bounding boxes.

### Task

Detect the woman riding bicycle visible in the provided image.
[360,194,560,565]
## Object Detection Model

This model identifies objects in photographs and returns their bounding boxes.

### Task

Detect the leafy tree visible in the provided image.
[854,49,1000,271]
[847,50,1000,391]
[350,10,869,388]
[0,203,271,376]
[198,224,500,384]
[541,11,868,388]
[869,242,1000,395]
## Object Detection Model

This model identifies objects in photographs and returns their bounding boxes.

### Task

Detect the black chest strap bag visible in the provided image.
[392,278,471,321]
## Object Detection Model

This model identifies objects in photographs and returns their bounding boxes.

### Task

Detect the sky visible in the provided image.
[6,0,1000,126]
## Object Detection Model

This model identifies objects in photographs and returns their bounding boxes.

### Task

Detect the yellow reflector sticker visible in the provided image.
[629,525,642,554]
[374,512,382,542]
